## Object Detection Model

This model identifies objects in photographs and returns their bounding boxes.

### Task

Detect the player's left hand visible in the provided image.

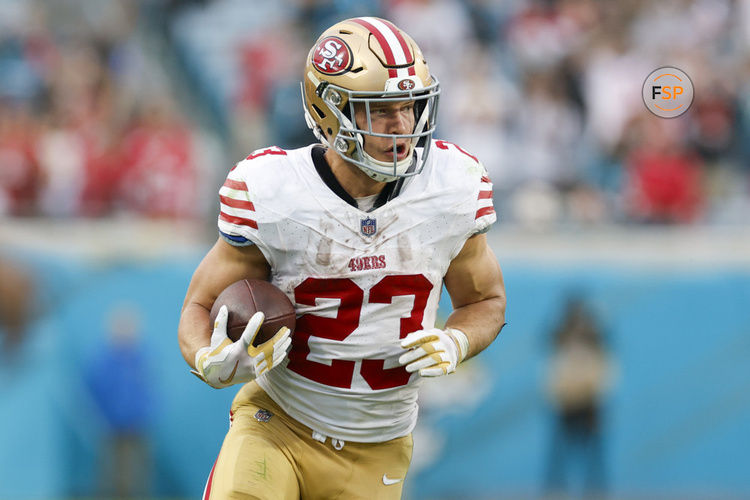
[398,328,468,377]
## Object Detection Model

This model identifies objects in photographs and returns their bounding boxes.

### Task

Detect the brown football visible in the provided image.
[209,279,296,346]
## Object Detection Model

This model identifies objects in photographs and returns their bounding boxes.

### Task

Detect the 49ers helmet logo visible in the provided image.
[397,79,416,91]
[312,36,352,75]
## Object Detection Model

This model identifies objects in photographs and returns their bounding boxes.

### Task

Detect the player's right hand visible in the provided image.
[191,305,292,389]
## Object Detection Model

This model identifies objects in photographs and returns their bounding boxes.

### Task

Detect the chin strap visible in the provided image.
[360,146,415,182]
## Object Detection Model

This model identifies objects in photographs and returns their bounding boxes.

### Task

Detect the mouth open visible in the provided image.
[386,143,410,161]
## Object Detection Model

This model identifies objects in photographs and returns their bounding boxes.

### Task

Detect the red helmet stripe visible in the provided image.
[351,18,395,64]
[353,17,416,78]
[379,19,414,64]
[351,18,398,77]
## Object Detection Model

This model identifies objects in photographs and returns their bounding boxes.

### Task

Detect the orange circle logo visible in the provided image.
[642,67,694,118]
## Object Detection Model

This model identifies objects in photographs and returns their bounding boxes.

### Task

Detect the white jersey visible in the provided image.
[217,141,496,442]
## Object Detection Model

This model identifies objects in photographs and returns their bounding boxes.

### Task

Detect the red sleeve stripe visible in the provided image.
[219,211,258,229]
[475,206,495,219]
[219,195,255,211]
[246,147,287,160]
[481,175,491,184]
[223,178,248,191]
[478,190,493,200]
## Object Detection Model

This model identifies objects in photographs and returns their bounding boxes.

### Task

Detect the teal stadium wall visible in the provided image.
[0,248,749,499]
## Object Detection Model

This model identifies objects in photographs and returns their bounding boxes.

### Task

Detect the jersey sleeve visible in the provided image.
[474,167,496,234]
[433,139,497,236]
[217,163,261,247]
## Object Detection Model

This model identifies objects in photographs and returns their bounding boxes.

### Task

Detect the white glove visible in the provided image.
[399,327,469,377]
[191,305,292,389]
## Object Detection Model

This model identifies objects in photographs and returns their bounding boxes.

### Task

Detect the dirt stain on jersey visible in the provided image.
[308,218,355,274]
[309,218,334,268]
[397,232,414,265]
[315,236,332,267]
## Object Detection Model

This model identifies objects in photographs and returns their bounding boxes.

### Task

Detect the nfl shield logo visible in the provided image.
[361,217,377,236]
[254,409,273,422]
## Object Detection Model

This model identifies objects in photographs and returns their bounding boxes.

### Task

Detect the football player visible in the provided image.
[179,16,506,499]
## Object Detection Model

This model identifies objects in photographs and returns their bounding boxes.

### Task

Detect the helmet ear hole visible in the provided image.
[312,104,326,120]
[327,128,333,136]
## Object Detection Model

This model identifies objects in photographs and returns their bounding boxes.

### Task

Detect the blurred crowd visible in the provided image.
[2,0,750,226]
[0,0,211,219]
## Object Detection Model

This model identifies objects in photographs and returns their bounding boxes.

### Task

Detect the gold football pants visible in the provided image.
[203,382,413,500]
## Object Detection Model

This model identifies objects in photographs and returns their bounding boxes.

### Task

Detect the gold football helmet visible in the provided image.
[302,17,440,182]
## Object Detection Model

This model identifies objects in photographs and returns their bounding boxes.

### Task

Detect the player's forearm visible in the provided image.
[445,295,506,360]
[178,302,213,368]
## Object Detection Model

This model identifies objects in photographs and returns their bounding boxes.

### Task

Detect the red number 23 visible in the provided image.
[287,274,432,390]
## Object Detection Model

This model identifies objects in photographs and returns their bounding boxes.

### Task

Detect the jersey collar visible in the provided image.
[311,146,406,212]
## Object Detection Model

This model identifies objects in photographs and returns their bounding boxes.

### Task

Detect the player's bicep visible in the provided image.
[443,233,505,309]
[182,237,271,313]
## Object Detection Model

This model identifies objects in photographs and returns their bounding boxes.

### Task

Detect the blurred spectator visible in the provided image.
[294,0,385,39]
[85,303,154,499]
[622,117,704,224]
[116,97,199,218]
[0,101,39,215]
[544,293,612,497]
[513,68,583,187]
[580,30,652,156]
[506,0,585,71]
[0,0,216,219]
[35,39,127,217]
[0,25,45,102]
[36,107,93,217]
[231,18,309,156]
[689,85,739,164]
[389,0,474,83]
[439,43,515,185]
[0,255,34,352]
